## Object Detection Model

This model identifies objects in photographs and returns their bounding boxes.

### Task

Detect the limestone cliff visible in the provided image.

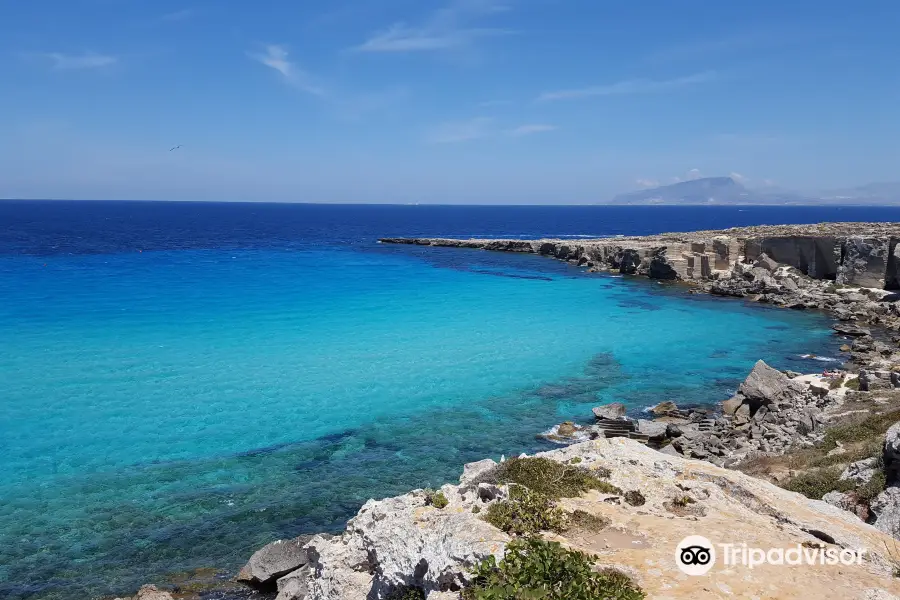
[379,221,900,289]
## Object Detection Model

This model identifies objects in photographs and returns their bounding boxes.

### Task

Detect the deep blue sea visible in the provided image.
[3,201,900,600]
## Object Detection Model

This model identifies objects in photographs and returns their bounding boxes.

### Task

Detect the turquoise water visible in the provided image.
[0,203,848,599]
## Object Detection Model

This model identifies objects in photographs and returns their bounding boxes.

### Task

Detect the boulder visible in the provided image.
[754,253,780,272]
[735,360,805,412]
[650,401,678,415]
[808,380,831,398]
[721,396,743,415]
[635,419,668,439]
[556,421,579,437]
[459,459,497,486]
[132,586,174,600]
[840,457,879,485]
[238,536,314,588]
[275,565,310,600]
[592,403,626,420]
[871,487,900,537]
[833,323,872,337]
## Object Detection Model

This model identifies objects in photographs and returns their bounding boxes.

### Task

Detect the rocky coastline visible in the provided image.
[117,223,900,600]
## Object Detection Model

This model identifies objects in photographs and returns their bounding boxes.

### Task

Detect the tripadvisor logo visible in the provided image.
[675,535,865,575]
[676,535,715,576]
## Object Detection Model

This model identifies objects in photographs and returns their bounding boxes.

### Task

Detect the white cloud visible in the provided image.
[248,45,325,96]
[729,171,748,183]
[507,124,556,136]
[355,0,512,52]
[686,168,703,180]
[427,117,493,143]
[537,71,715,102]
[636,179,659,188]
[43,52,117,70]
[160,9,195,22]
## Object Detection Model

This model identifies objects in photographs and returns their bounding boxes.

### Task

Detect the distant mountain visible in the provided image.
[608,177,900,205]
[610,177,762,205]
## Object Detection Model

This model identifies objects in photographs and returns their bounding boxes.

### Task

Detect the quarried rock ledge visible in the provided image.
[380,222,900,288]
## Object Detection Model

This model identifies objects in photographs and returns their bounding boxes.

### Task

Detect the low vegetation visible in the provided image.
[741,406,899,507]
[565,509,611,533]
[484,457,621,499]
[484,486,566,535]
[424,489,449,509]
[461,537,645,600]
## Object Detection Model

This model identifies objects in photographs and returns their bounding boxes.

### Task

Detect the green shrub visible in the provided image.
[461,537,644,600]
[624,490,646,506]
[486,457,621,499]
[569,457,583,464]
[472,505,482,514]
[845,377,860,391]
[781,467,855,499]
[829,376,845,390]
[671,495,695,508]
[484,486,566,535]
[431,492,449,509]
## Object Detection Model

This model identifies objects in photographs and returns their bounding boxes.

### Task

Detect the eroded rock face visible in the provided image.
[303,483,509,600]
[237,535,314,588]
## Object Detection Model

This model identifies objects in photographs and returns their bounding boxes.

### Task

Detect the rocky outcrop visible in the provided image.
[379,223,900,290]
[254,439,900,599]
[114,585,174,600]
[592,402,626,419]
[237,535,314,588]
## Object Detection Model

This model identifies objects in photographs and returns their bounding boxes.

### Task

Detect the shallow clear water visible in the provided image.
[0,202,866,599]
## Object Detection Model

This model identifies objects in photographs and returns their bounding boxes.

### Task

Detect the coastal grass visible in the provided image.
[462,537,644,600]
[782,466,855,499]
[822,409,900,450]
[484,457,622,499]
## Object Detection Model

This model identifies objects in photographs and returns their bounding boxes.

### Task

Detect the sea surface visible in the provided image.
[3,201,900,600]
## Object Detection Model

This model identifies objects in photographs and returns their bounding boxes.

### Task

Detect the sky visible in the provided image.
[1,0,898,203]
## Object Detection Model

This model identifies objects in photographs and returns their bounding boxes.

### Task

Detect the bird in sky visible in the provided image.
[169,145,182,152]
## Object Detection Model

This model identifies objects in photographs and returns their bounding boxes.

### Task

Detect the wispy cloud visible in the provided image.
[427,117,493,143]
[537,71,715,102]
[354,0,512,53]
[41,52,117,70]
[507,124,556,136]
[635,179,659,188]
[248,45,325,96]
[427,118,556,143]
[159,9,195,22]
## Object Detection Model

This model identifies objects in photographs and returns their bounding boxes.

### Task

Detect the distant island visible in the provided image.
[607,176,900,206]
